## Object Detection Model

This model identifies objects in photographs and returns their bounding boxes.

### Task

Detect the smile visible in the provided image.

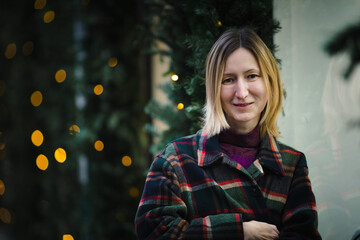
[233,102,252,107]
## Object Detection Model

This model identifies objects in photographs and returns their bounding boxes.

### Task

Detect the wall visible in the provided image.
[274,0,360,238]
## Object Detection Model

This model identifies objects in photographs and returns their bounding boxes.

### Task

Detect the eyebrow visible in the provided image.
[223,68,260,75]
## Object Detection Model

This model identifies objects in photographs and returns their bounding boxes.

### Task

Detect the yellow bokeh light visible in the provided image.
[121,155,132,167]
[108,57,118,67]
[36,154,49,171]
[55,69,66,83]
[22,41,34,56]
[44,10,55,23]
[5,43,17,59]
[34,0,46,9]
[171,74,179,81]
[129,187,140,198]
[0,179,5,196]
[63,234,74,240]
[0,208,11,224]
[31,130,44,147]
[55,148,67,163]
[218,20,222,26]
[94,140,104,151]
[177,103,184,110]
[31,90,43,107]
[94,84,104,95]
[69,124,80,135]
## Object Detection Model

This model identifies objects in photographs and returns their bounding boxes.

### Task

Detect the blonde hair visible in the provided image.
[203,28,283,138]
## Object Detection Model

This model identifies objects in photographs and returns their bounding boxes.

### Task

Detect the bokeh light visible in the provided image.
[218,20,222,26]
[44,10,55,23]
[55,148,67,163]
[108,57,118,67]
[55,69,66,83]
[171,74,179,81]
[177,103,184,110]
[36,154,49,170]
[34,0,46,9]
[31,90,43,107]
[31,130,44,147]
[129,187,140,198]
[0,208,11,224]
[0,179,5,195]
[94,140,104,151]
[4,43,17,59]
[121,155,132,167]
[63,234,74,240]
[94,84,104,95]
[69,124,80,135]
[22,41,34,56]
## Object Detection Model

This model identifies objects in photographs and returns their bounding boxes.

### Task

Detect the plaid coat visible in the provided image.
[135,130,321,239]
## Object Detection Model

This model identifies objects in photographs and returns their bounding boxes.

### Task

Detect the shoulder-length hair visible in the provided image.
[203,28,283,138]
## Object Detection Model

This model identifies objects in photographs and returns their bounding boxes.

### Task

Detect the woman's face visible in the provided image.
[220,47,268,134]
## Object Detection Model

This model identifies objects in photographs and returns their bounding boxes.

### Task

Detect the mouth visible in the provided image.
[233,102,252,107]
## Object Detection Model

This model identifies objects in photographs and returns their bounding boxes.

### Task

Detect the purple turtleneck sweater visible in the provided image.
[218,125,260,169]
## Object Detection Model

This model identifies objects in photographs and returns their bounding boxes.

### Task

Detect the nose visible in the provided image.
[234,78,249,99]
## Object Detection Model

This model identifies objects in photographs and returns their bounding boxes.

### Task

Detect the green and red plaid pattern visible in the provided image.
[135,130,321,239]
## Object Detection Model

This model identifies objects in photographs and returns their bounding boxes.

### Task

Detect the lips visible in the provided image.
[233,102,252,107]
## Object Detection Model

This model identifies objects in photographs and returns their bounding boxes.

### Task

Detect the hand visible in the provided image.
[243,220,279,240]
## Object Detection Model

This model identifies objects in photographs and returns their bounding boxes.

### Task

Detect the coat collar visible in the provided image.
[196,129,285,176]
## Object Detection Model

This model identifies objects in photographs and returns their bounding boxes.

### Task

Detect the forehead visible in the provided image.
[224,48,259,72]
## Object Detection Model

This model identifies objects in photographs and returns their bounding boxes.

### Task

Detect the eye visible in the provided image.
[247,74,259,80]
[222,78,234,84]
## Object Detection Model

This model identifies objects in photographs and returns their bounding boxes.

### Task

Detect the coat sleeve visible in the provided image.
[279,153,322,239]
[134,156,244,240]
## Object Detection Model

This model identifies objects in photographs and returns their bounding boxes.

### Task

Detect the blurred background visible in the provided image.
[0,0,359,239]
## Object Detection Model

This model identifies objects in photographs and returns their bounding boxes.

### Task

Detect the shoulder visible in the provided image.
[153,130,203,166]
[276,138,308,168]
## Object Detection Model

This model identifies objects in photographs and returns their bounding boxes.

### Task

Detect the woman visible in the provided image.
[135,28,321,239]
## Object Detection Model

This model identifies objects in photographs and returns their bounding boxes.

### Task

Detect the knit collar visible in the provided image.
[218,125,260,148]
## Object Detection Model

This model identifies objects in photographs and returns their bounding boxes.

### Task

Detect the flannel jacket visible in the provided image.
[135,130,321,239]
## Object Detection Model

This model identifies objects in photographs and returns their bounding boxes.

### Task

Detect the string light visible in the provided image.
[0,179,5,195]
[69,124,80,135]
[4,43,17,59]
[218,20,222,27]
[31,130,44,146]
[43,10,55,23]
[55,69,66,83]
[177,103,184,110]
[94,140,104,151]
[54,148,67,163]
[129,187,140,198]
[22,41,34,56]
[108,57,118,67]
[121,155,132,167]
[171,74,179,81]
[93,84,104,95]
[36,154,49,170]
[30,90,43,107]
[0,208,11,224]
[63,234,74,240]
[34,0,46,10]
